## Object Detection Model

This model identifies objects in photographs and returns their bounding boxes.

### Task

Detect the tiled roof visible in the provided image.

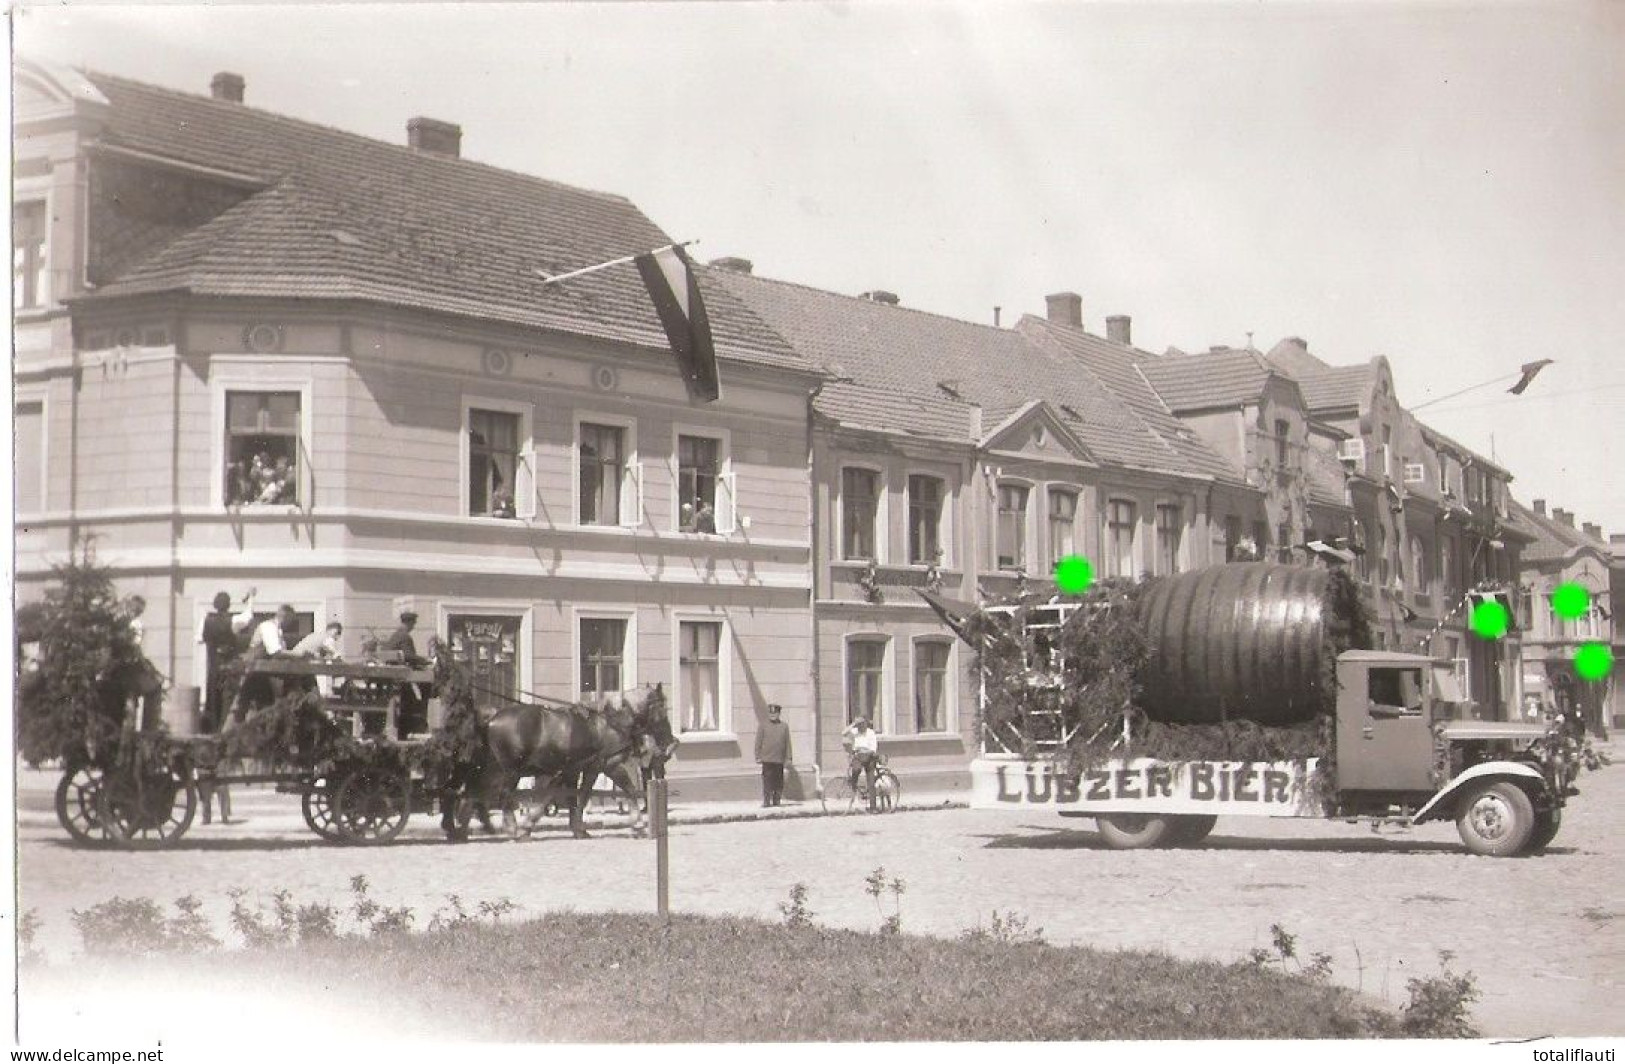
[1292,364,1373,412]
[1133,348,1275,412]
[712,272,1240,482]
[1014,319,1243,482]
[1511,500,1611,565]
[78,71,808,374]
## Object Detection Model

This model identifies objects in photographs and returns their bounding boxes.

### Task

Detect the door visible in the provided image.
[1337,664,1435,793]
[447,614,521,710]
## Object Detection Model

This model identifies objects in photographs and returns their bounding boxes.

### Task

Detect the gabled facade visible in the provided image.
[13,60,823,799]
[1513,500,1621,736]
[1257,337,1532,718]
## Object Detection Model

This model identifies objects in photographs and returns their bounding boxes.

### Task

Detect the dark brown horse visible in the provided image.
[479,684,676,839]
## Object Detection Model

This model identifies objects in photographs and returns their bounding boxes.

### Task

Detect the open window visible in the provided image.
[1368,667,1424,717]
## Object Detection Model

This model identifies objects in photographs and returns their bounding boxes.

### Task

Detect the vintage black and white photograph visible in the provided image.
[8,1,1623,1056]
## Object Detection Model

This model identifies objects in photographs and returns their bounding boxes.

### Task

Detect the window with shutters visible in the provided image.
[578,418,639,526]
[677,434,722,532]
[468,407,522,518]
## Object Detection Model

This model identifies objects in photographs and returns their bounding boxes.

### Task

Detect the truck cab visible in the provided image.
[1334,650,1453,797]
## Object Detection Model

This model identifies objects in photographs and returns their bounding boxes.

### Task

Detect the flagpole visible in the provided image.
[535,240,698,287]
[1410,372,1519,413]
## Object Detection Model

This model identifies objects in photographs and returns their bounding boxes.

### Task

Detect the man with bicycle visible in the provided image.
[841,716,881,812]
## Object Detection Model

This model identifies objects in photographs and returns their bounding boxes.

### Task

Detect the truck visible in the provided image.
[932,563,1583,857]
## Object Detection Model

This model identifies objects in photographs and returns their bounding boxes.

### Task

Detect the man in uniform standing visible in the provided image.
[754,703,793,807]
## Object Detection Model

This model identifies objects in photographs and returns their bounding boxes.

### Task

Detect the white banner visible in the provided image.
[970,756,1327,818]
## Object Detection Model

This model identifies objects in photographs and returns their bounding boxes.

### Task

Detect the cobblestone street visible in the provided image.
[16,749,1623,1039]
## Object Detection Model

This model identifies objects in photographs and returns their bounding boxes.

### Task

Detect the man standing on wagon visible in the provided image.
[385,610,430,737]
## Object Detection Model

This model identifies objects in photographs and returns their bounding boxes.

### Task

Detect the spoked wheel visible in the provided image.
[870,769,901,812]
[332,766,412,845]
[55,764,107,844]
[301,779,344,842]
[97,765,197,849]
[824,776,857,812]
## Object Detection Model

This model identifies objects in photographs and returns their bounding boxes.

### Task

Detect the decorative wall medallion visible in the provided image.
[243,323,284,353]
[1033,424,1048,448]
[482,348,514,377]
[591,364,619,392]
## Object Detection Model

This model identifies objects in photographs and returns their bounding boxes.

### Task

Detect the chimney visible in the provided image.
[1612,533,1625,547]
[1106,315,1132,345]
[1285,336,1309,353]
[210,72,245,103]
[407,116,462,158]
[710,256,753,274]
[1046,292,1083,328]
[1583,522,1602,540]
[1533,499,1546,516]
[859,290,899,306]
[1554,508,1574,528]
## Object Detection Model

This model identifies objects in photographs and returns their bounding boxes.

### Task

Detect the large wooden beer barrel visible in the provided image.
[1135,563,1357,726]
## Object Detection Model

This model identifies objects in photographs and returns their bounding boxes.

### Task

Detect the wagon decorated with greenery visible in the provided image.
[19,551,485,849]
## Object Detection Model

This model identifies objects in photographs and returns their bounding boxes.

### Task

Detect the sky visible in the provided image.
[14,1,1625,535]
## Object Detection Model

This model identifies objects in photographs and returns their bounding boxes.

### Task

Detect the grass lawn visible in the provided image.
[35,909,1413,1040]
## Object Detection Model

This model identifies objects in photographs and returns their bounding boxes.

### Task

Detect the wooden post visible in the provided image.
[650,777,669,918]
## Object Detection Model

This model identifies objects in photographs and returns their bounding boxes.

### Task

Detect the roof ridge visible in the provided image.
[85,68,639,211]
[702,265,1015,338]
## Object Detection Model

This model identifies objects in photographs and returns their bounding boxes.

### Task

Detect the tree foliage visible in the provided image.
[15,544,152,766]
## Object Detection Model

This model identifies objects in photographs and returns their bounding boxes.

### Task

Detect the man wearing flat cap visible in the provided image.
[385,610,430,737]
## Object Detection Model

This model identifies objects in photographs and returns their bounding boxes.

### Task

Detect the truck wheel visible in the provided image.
[1096,813,1172,850]
[1166,815,1218,847]
[1455,781,1535,857]
[1524,807,1562,854]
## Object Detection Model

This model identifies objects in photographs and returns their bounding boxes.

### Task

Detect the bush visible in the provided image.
[71,895,219,956]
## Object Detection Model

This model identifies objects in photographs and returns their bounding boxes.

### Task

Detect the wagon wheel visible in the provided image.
[54,764,107,844]
[301,778,345,842]
[97,763,197,849]
[332,766,412,845]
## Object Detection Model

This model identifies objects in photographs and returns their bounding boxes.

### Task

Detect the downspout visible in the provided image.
[806,380,825,787]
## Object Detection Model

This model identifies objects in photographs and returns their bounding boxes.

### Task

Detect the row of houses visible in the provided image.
[14,60,1619,799]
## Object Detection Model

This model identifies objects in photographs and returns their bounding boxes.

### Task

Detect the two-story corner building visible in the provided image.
[1131,345,1355,564]
[1513,500,1621,737]
[710,273,1252,784]
[12,61,827,799]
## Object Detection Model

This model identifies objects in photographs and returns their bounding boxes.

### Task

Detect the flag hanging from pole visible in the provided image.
[1507,358,1553,395]
[635,244,720,402]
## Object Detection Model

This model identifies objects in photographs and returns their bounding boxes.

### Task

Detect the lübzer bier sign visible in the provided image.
[970,757,1327,817]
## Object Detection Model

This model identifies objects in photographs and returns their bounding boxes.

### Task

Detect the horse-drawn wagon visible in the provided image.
[52,657,460,848]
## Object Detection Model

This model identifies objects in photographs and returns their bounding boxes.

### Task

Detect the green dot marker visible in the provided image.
[1054,555,1094,594]
[1551,582,1591,621]
[1470,599,1510,640]
[1574,643,1613,682]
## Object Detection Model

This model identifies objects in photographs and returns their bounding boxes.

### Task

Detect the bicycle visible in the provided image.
[824,753,901,813]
